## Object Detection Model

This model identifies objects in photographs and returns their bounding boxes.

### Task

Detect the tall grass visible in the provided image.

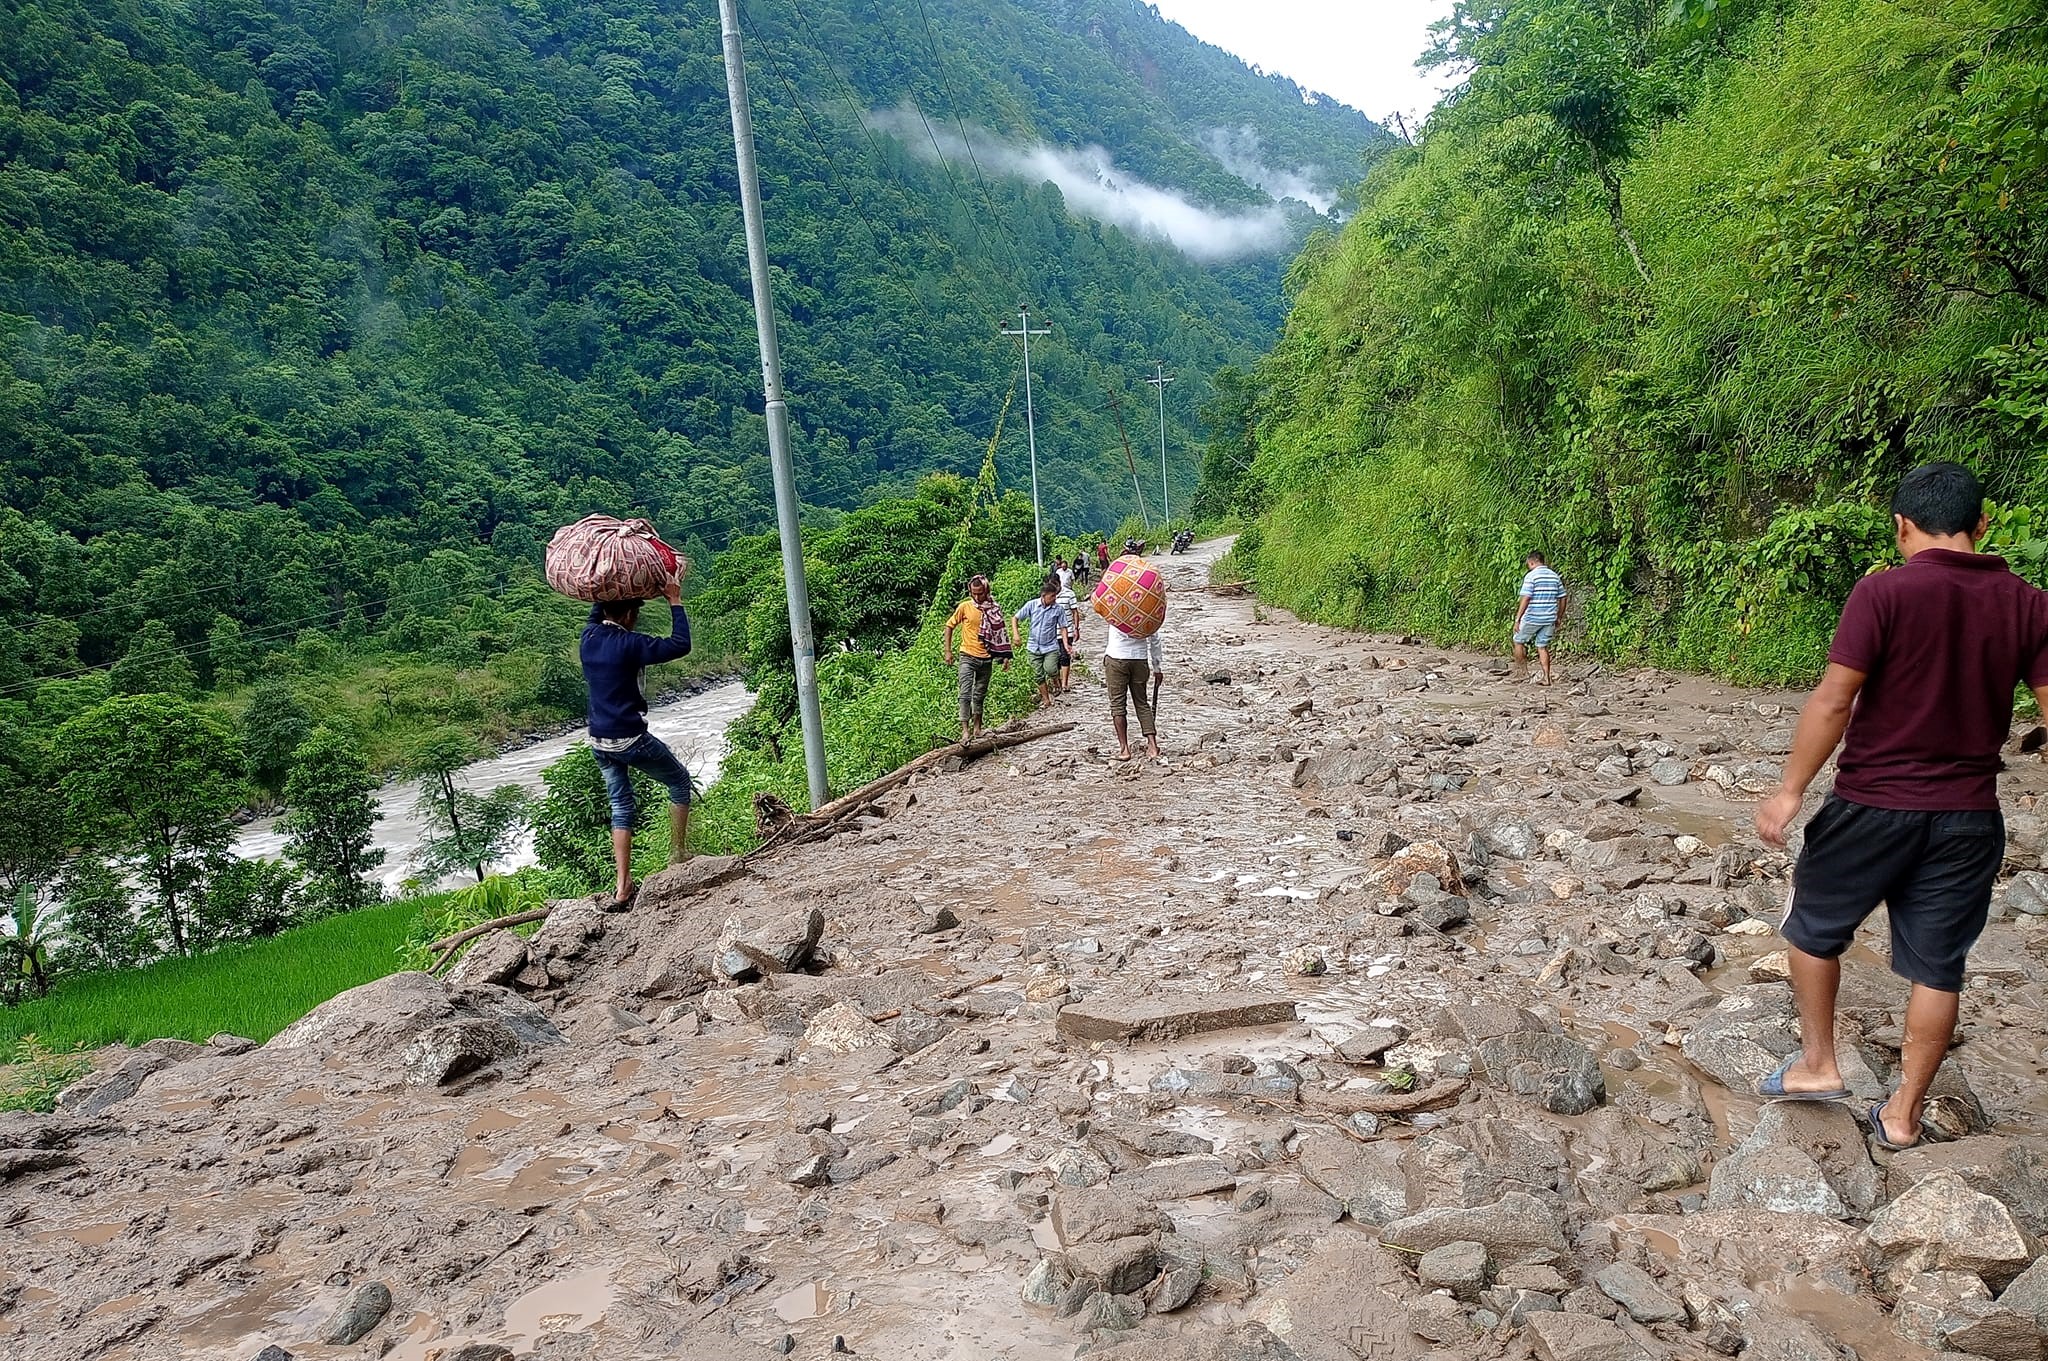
[0,899,429,1050]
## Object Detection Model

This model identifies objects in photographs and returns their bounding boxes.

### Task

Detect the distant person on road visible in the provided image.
[1104,539,1164,760]
[1755,463,2048,1151]
[580,577,696,909]
[1015,574,1075,711]
[1096,539,1111,578]
[942,575,1010,740]
[1055,577,1082,692]
[1055,557,1074,593]
[1512,551,1568,686]
[1071,551,1089,588]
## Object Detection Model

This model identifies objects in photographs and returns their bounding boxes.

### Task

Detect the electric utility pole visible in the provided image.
[999,305,1052,565]
[1144,363,1176,523]
[717,0,827,809]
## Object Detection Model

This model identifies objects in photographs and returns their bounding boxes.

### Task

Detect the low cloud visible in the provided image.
[869,107,1292,262]
[1200,126,1337,214]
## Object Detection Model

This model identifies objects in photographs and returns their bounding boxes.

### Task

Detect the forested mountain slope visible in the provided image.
[0,0,1388,697]
[1205,0,2048,684]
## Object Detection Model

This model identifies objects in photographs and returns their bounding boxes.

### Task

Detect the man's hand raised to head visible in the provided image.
[663,577,683,606]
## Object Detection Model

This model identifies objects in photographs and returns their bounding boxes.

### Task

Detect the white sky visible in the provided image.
[1149,0,1459,134]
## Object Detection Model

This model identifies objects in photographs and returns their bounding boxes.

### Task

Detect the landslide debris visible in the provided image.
[4,541,2047,1361]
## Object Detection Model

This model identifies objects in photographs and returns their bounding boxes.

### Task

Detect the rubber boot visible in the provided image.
[669,804,692,866]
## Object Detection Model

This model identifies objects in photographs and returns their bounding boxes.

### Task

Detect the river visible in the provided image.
[232,680,757,892]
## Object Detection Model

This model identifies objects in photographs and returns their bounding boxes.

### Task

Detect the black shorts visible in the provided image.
[1784,795,2002,991]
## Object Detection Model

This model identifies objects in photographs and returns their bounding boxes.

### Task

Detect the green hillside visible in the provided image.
[0,0,1388,701]
[1206,0,2048,683]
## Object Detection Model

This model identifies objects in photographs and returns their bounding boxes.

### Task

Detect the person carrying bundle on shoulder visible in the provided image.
[942,575,1012,740]
[580,576,695,910]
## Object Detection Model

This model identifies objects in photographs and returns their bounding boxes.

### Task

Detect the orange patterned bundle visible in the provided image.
[1091,554,1167,639]
[544,515,682,602]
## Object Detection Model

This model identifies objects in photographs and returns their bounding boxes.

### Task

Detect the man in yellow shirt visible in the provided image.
[942,575,1012,738]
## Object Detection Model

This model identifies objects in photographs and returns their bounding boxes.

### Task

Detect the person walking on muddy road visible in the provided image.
[1754,463,2048,1150]
[1102,539,1165,761]
[1015,574,1075,712]
[1512,551,1568,685]
[942,575,1010,740]
[581,576,697,910]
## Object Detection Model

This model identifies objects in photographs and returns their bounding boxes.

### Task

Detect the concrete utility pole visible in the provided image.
[999,305,1053,565]
[1144,363,1176,523]
[717,0,827,809]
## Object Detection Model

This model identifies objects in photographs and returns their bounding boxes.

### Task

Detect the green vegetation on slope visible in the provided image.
[0,0,1385,716]
[1202,0,2048,683]
[0,897,421,1049]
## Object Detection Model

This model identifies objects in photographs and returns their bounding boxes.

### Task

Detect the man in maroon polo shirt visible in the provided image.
[1755,463,2048,1149]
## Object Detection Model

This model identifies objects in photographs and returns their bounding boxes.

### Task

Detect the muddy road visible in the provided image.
[6,538,2048,1361]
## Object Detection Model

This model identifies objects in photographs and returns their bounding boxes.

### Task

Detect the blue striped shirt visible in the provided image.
[1519,567,1565,624]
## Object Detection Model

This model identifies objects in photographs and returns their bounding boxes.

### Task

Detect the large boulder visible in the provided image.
[1888,1135,2048,1238]
[1377,1192,1569,1267]
[54,1051,173,1117]
[1862,1170,2033,1292]
[444,929,528,989]
[1525,1312,1649,1361]
[1707,1102,1877,1217]
[1472,1031,1604,1115]
[1678,987,1797,1091]
[1297,1132,1409,1224]
[270,973,561,1081]
[716,907,826,982]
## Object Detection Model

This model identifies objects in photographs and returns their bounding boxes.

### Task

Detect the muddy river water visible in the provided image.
[230,680,755,891]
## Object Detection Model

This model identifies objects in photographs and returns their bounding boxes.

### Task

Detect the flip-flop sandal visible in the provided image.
[604,879,639,913]
[1757,1052,1851,1102]
[1865,1099,1922,1152]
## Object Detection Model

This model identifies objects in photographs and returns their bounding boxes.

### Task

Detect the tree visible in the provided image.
[2,886,59,1004]
[280,725,386,914]
[242,678,313,794]
[0,712,64,933]
[206,614,253,688]
[109,618,198,696]
[404,729,526,885]
[192,856,303,946]
[58,857,154,973]
[54,695,246,956]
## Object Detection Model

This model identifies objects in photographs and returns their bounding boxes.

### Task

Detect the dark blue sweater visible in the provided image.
[580,603,692,739]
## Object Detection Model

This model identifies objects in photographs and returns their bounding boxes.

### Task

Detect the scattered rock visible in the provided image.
[1708,1102,1876,1217]
[400,1019,524,1086]
[719,907,826,980]
[1524,1311,1649,1361]
[1152,1264,1202,1313]
[1648,759,1689,787]
[802,1002,893,1056]
[1996,1254,2048,1333]
[1593,1262,1685,1325]
[1863,1170,2033,1292]
[1334,1022,1408,1064]
[1054,992,1297,1043]
[1418,1240,1489,1301]
[1472,1031,1604,1115]
[1998,870,2048,916]
[1892,1271,1989,1349]
[55,1052,171,1117]
[319,1282,393,1345]
[1378,1192,1569,1266]
[445,930,528,988]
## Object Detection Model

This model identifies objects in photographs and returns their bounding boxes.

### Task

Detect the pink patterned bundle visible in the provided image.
[544,515,682,602]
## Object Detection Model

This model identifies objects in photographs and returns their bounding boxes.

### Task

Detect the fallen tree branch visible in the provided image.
[430,723,1080,968]
[938,973,1005,1001]
[746,722,1076,861]
[425,908,552,974]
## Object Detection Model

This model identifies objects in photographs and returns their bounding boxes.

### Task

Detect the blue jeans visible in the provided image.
[592,733,694,829]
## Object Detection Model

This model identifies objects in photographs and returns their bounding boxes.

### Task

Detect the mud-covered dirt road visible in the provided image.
[7,539,2048,1361]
